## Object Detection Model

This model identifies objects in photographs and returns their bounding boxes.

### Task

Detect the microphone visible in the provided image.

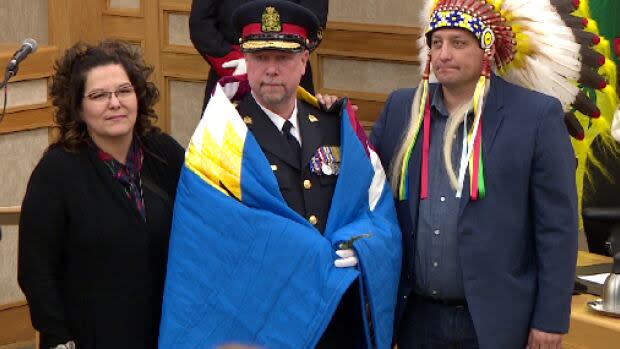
[6,38,38,75]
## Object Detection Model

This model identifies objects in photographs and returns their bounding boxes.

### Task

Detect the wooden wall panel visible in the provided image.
[167,13,193,47]
[160,0,191,11]
[329,0,426,27]
[319,22,421,62]
[316,21,421,128]
[0,207,20,226]
[107,0,142,12]
[161,52,209,80]
[0,80,48,110]
[0,107,54,135]
[0,0,48,44]
[103,0,143,17]
[0,129,49,309]
[3,0,424,140]
[101,15,146,43]
[143,2,166,130]
[322,57,419,94]
[168,79,204,145]
[159,0,211,135]
[0,302,35,345]
[0,45,56,135]
[161,11,197,55]
[49,0,103,53]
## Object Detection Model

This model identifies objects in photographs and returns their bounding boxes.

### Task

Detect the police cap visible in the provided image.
[232,0,321,53]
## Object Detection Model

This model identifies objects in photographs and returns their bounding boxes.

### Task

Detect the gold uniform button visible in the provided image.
[308,215,318,225]
[303,179,312,189]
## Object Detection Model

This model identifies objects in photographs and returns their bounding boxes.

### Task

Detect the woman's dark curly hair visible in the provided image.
[50,39,160,151]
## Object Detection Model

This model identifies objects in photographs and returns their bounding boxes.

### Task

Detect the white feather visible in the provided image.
[612,105,620,142]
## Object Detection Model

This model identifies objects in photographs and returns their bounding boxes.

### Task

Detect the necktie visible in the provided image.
[282,120,301,164]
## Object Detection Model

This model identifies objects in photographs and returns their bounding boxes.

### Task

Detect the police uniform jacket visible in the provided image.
[236,93,339,233]
[236,93,359,348]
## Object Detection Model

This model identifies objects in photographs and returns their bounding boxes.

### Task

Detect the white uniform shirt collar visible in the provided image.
[252,92,302,145]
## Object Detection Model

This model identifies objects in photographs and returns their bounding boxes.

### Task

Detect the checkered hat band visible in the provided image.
[427,10,488,41]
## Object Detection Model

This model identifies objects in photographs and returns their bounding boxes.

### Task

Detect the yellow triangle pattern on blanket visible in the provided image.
[185,85,247,200]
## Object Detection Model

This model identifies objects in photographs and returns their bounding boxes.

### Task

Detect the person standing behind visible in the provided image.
[18,40,184,349]
[189,0,327,112]
[370,1,579,348]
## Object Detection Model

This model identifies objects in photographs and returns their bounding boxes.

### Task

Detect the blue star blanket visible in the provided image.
[159,85,401,348]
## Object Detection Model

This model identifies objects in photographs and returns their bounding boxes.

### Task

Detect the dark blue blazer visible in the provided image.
[370,75,578,349]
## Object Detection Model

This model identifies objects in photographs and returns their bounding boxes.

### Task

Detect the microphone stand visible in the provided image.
[1,68,16,89]
[0,69,16,123]
[0,39,37,121]
[0,67,19,241]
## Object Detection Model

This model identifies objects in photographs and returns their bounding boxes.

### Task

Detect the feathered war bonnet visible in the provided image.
[396,0,619,212]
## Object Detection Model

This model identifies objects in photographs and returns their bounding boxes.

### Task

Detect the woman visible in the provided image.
[18,40,184,349]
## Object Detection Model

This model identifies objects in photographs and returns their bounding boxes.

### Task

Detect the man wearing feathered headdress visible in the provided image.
[369,0,584,348]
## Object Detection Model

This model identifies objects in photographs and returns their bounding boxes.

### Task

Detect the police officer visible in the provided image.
[189,0,328,113]
[231,1,358,347]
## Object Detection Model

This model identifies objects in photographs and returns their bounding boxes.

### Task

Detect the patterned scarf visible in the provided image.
[91,138,145,221]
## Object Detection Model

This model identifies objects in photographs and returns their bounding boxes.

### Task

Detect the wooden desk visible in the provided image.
[564,252,620,349]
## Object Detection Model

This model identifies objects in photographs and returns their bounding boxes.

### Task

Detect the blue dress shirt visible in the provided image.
[413,87,467,301]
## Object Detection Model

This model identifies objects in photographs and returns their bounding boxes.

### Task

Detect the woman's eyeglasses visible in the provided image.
[85,85,135,103]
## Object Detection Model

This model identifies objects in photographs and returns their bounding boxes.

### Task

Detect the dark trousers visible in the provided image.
[316,282,361,349]
[397,297,479,349]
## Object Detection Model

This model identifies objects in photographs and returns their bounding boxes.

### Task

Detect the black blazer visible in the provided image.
[18,133,184,349]
[236,94,340,233]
